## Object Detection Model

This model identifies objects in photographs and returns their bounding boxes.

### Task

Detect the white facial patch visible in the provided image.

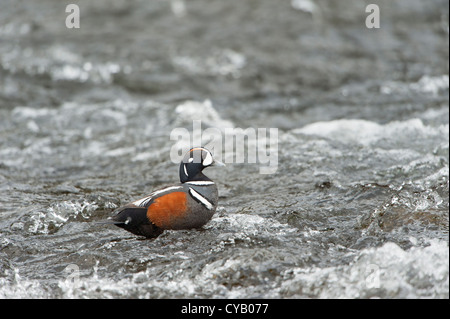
[202,151,213,166]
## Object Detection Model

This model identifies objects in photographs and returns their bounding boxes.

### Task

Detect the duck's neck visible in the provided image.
[179,163,212,183]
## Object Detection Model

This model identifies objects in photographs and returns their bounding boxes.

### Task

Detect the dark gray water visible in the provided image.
[0,0,448,298]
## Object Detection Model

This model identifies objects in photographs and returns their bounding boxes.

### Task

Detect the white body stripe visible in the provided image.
[132,196,152,207]
[188,188,214,210]
[185,181,215,186]
[132,186,183,207]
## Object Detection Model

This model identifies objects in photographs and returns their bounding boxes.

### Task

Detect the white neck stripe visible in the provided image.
[188,188,214,210]
[185,181,215,186]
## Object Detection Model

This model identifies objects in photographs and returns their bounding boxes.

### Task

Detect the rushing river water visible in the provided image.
[0,0,448,298]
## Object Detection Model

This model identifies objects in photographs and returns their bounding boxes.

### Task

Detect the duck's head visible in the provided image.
[179,147,225,183]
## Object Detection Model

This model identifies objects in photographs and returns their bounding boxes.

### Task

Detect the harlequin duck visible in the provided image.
[103,147,224,238]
